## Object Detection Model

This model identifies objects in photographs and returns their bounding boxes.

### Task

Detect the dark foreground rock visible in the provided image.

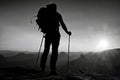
[0,67,120,80]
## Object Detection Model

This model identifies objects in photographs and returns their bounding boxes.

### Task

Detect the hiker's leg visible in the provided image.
[40,37,51,71]
[50,36,60,71]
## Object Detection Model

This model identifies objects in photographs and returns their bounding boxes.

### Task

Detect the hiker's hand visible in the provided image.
[68,31,72,36]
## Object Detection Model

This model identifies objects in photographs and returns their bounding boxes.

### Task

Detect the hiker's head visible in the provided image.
[46,3,57,12]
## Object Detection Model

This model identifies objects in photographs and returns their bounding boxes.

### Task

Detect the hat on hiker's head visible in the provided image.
[46,3,57,11]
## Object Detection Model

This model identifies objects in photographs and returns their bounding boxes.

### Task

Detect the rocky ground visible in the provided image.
[0,67,120,80]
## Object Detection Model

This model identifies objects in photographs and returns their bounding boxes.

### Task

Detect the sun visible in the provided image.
[96,39,109,51]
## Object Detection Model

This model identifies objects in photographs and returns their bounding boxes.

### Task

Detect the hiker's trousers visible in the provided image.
[40,32,60,71]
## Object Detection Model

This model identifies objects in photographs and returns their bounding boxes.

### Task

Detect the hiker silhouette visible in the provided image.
[39,3,71,75]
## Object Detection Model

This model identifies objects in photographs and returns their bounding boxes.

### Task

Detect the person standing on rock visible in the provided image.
[36,3,71,75]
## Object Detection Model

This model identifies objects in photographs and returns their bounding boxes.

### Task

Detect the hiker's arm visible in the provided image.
[59,14,71,35]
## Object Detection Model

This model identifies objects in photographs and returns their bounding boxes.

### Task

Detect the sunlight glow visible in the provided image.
[96,39,109,51]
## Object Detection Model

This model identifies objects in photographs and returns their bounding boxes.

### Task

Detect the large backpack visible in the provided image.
[36,7,60,33]
[36,7,48,33]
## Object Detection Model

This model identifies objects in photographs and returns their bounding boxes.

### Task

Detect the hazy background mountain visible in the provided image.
[59,48,120,76]
[0,48,120,76]
[0,50,20,57]
[0,50,79,69]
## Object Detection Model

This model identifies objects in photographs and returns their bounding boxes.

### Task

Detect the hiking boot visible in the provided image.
[38,68,45,73]
[49,70,59,76]
[41,69,45,73]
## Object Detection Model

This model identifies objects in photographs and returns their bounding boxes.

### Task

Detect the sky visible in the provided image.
[0,0,120,52]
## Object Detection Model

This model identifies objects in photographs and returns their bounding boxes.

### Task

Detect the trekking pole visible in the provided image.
[35,34,44,68]
[67,35,71,74]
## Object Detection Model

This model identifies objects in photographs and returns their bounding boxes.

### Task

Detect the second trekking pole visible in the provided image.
[67,35,71,74]
[35,34,44,68]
